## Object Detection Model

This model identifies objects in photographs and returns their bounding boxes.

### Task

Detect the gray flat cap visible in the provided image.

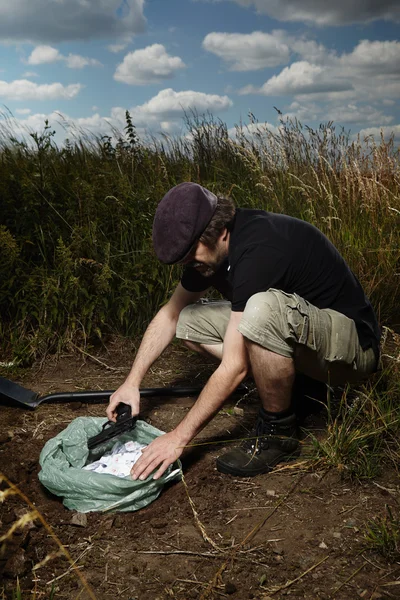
[152,182,218,264]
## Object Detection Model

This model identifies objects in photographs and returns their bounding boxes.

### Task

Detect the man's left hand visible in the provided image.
[131,431,184,481]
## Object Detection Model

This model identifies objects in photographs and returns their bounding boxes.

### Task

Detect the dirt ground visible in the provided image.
[1,339,400,600]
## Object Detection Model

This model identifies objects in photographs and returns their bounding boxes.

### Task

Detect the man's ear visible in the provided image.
[221,227,229,241]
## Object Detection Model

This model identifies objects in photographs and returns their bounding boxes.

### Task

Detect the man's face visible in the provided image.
[180,237,228,277]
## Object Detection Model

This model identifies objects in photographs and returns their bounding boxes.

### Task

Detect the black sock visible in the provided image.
[260,406,293,420]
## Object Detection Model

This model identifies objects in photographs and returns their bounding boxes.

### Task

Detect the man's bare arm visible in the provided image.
[106,283,207,420]
[131,310,248,480]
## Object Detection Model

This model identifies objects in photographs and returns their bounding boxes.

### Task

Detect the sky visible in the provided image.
[0,0,399,145]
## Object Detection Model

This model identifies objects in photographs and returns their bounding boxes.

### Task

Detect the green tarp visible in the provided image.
[39,417,182,513]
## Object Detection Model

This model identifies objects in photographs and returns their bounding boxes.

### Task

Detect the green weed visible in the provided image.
[307,369,400,480]
[364,505,400,561]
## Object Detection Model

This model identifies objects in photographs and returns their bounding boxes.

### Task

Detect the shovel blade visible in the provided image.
[0,377,39,408]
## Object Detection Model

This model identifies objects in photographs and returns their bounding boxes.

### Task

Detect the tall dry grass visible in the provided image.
[0,111,399,363]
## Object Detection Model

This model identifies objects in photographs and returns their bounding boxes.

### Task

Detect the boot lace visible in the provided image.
[241,415,279,455]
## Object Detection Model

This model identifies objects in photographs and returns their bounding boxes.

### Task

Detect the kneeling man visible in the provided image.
[107,183,381,479]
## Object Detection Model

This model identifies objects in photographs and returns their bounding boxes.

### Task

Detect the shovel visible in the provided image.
[0,376,247,410]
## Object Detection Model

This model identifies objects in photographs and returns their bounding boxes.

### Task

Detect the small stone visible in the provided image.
[345,519,357,527]
[152,519,168,529]
[272,543,284,555]
[233,407,244,417]
[319,541,328,549]
[113,515,124,528]
[102,518,114,530]
[71,402,83,411]
[333,532,341,539]
[225,582,237,595]
[70,512,87,527]
[274,554,284,563]
[259,573,268,586]
[3,511,15,525]
[266,489,276,497]
[0,431,12,444]
[14,508,36,530]
[4,548,28,578]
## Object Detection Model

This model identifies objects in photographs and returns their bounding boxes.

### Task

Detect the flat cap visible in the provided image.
[152,182,218,264]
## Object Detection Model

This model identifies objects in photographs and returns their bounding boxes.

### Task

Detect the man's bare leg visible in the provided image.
[182,340,223,362]
[216,338,298,476]
[245,340,295,413]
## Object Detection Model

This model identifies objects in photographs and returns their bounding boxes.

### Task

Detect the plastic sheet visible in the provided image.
[38,417,181,513]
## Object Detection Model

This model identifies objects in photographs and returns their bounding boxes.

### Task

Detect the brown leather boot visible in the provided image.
[216,410,300,477]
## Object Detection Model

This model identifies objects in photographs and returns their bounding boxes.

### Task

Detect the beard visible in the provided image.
[189,247,227,278]
[192,263,216,277]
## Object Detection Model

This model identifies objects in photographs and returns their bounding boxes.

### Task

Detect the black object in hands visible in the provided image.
[87,403,137,450]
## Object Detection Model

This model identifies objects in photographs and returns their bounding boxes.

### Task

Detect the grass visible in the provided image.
[306,361,400,480]
[5,580,56,600]
[364,505,400,561]
[0,473,97,599]
[0,110,399,363]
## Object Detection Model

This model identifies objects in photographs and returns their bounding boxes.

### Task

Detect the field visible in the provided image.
[1,112,400,599]
[1,338,400,600]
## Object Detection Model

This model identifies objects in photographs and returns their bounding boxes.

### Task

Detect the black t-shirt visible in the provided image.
[181,209,381,354]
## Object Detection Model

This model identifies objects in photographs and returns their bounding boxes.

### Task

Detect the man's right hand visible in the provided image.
[106,383,141,422]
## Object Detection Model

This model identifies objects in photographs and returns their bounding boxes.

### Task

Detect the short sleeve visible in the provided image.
[231,245,289,311]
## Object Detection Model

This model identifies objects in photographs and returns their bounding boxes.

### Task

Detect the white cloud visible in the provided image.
[114,44,186,85]
[126,88,233,124]
[15,108,31,115]
[27,45,61,65]
[107,35,133,53]
[2,87,233,144]
[108,43,128,53]
[359,124,400,142]
[283,101,394,127]
[21,71,38,78]
[202,31,290,70]
[227,121,280,139]
[27,45,102,69]
[203,29,333,73]
[240,40,400,105]
[0,79,82,101]
[288,38,330,64]
[340,40,400,75]
[0,0,146,43]
[65,54,102,69]
[222,0,400,25]
[243,61,352,96]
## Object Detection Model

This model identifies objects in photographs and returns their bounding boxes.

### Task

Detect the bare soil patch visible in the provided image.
[1,339,399,599]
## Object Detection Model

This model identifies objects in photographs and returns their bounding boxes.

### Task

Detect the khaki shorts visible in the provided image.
[176,290,378,386]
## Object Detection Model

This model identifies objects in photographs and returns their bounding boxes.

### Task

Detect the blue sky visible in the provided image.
[0,0,399,144]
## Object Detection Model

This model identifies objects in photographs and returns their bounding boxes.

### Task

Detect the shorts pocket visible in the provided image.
[325,310,358,365]
[284,293,317,351]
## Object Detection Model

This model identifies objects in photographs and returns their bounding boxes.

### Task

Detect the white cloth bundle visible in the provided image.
[83,440,147,478]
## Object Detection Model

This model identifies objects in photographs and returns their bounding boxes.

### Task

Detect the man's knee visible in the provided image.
[238,290,296,358]
[242,289,289,328]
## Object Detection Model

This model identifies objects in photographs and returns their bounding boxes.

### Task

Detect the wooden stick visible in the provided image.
[269,555,329,595]
[332,562,367,595]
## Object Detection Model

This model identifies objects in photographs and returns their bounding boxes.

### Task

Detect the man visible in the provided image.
[106,182,380,480]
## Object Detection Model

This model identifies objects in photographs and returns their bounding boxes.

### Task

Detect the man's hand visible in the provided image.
[131,431,184,481]
[106,383,140,422]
